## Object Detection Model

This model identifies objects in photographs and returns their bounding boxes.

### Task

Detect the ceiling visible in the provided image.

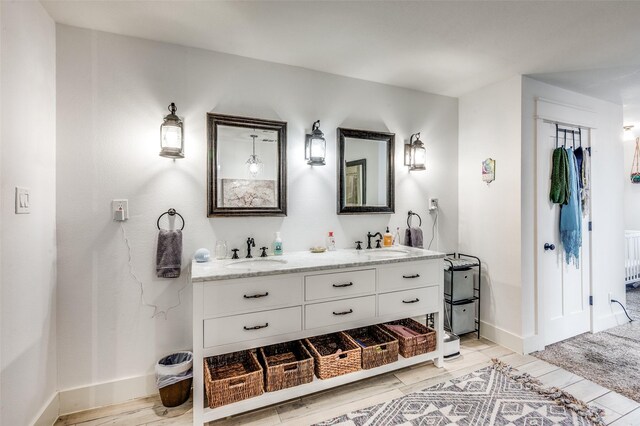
[41,1,640,122]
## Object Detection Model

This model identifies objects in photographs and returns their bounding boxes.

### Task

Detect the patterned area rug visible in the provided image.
[533,287,640,403]
[314,360,604,425]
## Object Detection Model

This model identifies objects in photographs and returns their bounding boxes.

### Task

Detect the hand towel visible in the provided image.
[156,229,182,278]
[404,227,424,248]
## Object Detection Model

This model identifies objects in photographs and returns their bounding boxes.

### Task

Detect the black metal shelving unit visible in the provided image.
[444,253,481,339]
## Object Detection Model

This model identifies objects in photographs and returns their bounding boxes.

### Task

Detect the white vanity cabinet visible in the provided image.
[191,249,444,425]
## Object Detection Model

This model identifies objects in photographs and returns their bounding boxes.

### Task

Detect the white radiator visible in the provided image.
[625,231,640,285]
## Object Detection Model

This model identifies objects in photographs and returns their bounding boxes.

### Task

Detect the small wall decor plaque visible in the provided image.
[482,158,496,184]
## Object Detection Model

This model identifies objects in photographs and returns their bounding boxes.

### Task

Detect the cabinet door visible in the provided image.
[304,296,376,329]
[378,260,440,292]
[305,269,376,301]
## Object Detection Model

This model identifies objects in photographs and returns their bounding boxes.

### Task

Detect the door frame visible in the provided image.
[534,97,597,350]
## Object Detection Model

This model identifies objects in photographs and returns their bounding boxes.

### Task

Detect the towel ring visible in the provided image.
[407,210,422,228]
[157,208,185,231]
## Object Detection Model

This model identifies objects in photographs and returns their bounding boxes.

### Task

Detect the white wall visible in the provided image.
[1,2,58,425]
[521,77,625,347]
[458,76,523,352]
[56,25,458,399]
[623,129,640,230]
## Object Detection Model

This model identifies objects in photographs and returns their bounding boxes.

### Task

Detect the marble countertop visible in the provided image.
[191,246,445,282]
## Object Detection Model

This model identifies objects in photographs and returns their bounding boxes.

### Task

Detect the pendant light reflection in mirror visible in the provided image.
[246,133,263,177]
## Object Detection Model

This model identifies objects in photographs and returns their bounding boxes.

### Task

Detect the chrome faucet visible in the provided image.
[246,237,256,258]
[366,232,383,249]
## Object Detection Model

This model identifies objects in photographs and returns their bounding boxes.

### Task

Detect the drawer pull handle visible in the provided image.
[402,274,420,279]
[332,309,353,316]
[402,298,420,304]
[243,292,269,299]
[243,323,269,330]
[332,282,354,288]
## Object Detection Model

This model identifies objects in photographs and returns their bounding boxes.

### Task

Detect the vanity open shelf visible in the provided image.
[191,247,445,425]
[200,350,440,421]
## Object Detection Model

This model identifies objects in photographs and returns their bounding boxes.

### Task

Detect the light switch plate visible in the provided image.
[15,187,30,214]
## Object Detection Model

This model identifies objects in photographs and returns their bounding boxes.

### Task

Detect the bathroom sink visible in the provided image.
[365,248,410,258]
[225,258,288,270]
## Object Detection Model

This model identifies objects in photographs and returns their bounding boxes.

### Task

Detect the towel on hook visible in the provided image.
[404,227,424,248]
[581,148,591,216]
[560,148,582,267]
[156,229,182,278]
[550,147,570,204]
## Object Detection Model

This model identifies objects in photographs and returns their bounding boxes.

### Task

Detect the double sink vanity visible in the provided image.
[196,112,442,424]
[191,246,445,425]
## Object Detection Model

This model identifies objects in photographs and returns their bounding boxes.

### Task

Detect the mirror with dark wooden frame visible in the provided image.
[207,113,287,217]
[337,127,395,214]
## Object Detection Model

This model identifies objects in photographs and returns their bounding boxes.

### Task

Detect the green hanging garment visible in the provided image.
[550,147,570,204]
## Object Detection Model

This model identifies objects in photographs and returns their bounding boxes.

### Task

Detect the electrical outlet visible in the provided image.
[429,198,439,211]
[112,199,129,221]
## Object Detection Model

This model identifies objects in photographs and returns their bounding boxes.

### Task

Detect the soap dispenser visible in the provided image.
[327,231,336,251]
[383,227,393,247]
[273,232,283,255]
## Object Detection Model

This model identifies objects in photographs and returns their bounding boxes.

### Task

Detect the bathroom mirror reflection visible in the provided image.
[338,128,395,214]
[207,113,287,217]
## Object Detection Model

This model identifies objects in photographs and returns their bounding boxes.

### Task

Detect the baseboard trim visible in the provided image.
[59,373,157,416]
[593,311,630,333]
[522,334,544,354]
[32,392,59,426]
[480,321,524,354]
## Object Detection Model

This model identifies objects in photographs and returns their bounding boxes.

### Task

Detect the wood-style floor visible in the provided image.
[55,336,640,425]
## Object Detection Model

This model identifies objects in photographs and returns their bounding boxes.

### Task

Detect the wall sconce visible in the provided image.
[404,132,426,171]
[159,102,184,158]
[305,120,326,165]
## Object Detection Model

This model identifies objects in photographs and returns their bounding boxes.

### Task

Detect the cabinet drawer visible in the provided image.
[203,275,302,318]
[378,286,439,317]
[305,296,376,329]
[305,269,375,301]
[203,306,302,348]
[378,260,441,292]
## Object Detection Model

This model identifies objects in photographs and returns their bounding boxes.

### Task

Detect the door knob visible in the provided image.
[544,243,555,251]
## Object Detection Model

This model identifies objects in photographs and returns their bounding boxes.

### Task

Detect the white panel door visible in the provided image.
[537,119,592,346]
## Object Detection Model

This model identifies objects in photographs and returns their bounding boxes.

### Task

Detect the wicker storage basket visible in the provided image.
[304,332,362,379]
[258,341,315,392]
[383,318,437,358]
[345,325,399,369]
[203,350,263,408]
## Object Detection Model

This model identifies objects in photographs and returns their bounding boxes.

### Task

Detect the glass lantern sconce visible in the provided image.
[404,132,426,171]
[305,120,326,165]
[160,102,184,158]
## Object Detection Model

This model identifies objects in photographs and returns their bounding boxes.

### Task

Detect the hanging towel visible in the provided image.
[581,148,591,217]
[574,147,584,190]
[156,229,182,278]
[404,227,424,248]
[560,148,582,267]
[550,147,570,204]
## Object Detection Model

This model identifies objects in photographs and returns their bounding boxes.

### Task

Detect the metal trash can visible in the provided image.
[155,351,193,407]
